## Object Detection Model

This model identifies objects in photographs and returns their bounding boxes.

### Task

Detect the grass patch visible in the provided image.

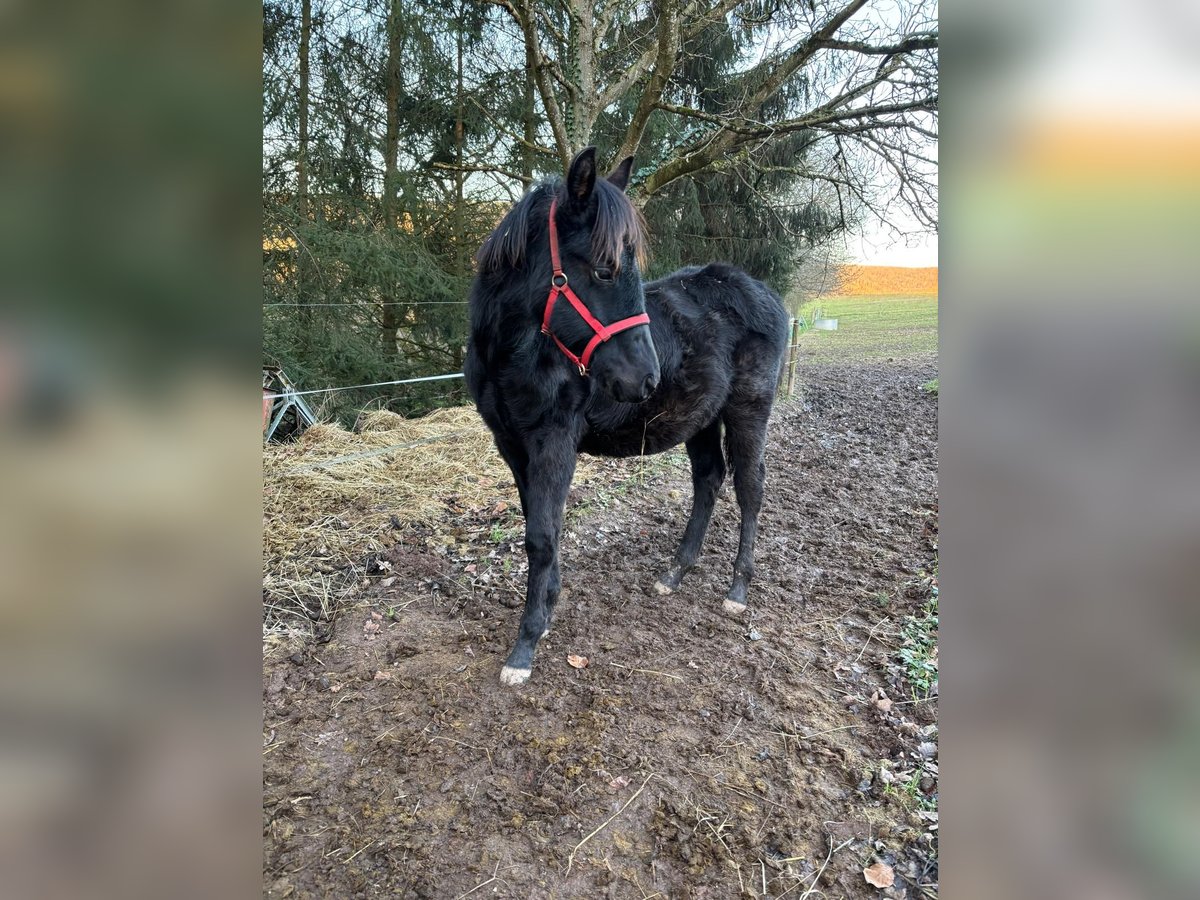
[884,770,938,813]
[796,294,938,362]
[565,449,688,524]
[921,378,939,395]
[898,577,939,700]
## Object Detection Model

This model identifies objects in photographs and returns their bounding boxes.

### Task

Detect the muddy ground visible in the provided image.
[263,358,939,899]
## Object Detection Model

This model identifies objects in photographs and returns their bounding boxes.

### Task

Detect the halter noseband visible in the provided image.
[541,197,650,376]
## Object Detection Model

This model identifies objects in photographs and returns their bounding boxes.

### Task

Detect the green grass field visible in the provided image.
[795,295,938,362]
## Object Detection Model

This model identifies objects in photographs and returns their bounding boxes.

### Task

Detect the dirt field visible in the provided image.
[263,358,939,899]
[832,265,938,296]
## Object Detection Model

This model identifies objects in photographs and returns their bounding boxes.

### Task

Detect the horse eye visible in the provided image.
[593,267,614,282]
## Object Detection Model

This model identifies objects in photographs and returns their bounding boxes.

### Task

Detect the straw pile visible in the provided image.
[264,406,506,576]
[262,405,617,637]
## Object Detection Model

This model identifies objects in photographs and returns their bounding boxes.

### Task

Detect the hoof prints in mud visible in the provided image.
[263,360,938,899]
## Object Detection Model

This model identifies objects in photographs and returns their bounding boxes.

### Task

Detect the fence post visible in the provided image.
[784,317,801,398]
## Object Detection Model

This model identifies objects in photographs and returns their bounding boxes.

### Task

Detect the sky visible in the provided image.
[849,220,938,267]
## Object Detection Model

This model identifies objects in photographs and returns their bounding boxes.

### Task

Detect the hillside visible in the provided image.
[834,265,938,296]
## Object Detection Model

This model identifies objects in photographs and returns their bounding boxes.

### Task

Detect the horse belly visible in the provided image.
[581,396,723,458]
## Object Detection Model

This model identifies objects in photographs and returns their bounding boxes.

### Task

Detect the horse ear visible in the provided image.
[606,156,634,192]
[566,146,597,207]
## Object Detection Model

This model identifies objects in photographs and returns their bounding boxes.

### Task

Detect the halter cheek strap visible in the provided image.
[542,197,650,376]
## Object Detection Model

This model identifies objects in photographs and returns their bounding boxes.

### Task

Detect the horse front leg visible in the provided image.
[500,437,577,686]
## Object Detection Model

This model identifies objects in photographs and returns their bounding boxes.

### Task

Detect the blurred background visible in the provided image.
[0,0,1197,896]
[0,1,262,897]
[945,1,1200,898]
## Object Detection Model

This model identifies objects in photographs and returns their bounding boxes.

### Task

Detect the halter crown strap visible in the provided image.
[541,197,650,376]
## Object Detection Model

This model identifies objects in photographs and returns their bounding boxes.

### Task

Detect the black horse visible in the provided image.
[466,148,789,685]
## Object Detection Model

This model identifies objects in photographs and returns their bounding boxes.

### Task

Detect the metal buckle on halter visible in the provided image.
[551,272,568,288]
[578,363,588,377]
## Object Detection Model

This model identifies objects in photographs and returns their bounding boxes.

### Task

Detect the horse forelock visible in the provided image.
[475,179,648,277]
[591,179,648,272]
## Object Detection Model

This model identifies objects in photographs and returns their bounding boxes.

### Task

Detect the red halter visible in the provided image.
[541,197,650,376]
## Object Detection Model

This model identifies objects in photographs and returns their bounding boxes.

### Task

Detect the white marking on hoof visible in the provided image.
[722,599,747,617]
[499,665,531,686]
[540,629,550,639]
[654,580,674,596]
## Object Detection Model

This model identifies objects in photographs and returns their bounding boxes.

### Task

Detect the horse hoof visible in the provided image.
[653,580,674,596]
[499,665,532,686]
[722,598,747,617]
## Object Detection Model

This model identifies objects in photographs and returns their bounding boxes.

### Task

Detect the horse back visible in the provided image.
[580,263,789,456]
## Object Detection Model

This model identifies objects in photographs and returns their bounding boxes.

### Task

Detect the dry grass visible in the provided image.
[262,406,611,642]
[265,407,507,558]
[262,407,511,636]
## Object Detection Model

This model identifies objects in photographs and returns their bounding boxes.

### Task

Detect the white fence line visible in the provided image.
[282,372,465,398]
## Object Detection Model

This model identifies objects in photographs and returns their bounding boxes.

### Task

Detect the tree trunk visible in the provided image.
[380,0,403,356]
[522,36,536,182]
[570,0,595,153]
[454,6,466,274]
[296,0,313,323]
[297,0,311,221]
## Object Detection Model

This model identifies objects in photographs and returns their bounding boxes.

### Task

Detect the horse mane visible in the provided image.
[475,178,648,276]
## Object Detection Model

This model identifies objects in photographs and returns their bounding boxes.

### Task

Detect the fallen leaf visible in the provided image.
[567,654,589,669]
[491,501,509,516]
[874,690,893,713]
[373,670,392,681]
[380,577,396,587]
[863,862,894,888]
[607,775,631,791]
[464,564,477,574]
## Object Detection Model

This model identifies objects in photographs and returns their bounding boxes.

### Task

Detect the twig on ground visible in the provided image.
[805,836,856,899]
[772,724,860,742]
[854,616,895,662]
[429,735,493,764]
[610,662,683,680]
[453,861,501,900]
[565,773,656,875]
[342,839,376,864]
[776,833,856,899]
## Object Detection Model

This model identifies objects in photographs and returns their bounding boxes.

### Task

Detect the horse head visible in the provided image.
[475,147,660,403]
[545,147,660,403]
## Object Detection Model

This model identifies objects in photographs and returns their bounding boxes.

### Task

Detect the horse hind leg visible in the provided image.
[721,402,771,616]
[656,419,725,594]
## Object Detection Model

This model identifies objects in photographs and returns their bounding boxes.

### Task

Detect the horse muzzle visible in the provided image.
[607,369,659,404]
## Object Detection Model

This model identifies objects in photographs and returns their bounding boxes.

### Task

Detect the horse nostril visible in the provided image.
[642,373,659,398]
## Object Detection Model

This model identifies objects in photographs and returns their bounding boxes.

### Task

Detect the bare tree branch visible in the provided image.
[637,0,877,195]
[599,0,741,109]
[813,33,938,55]
[430,161,534,187]
[509,0,571,167]
[489,0,937,232]
[616,1,683,161]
